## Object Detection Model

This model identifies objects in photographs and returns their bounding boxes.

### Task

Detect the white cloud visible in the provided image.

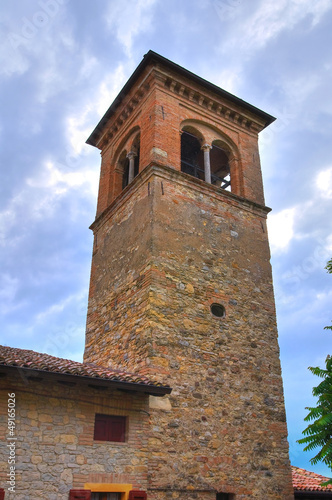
[223,0,332,54]
[36,30,77,104]
[0,41,30,78]
[268,207,296,252]
[211,68,242,95]
[96,64,126,117]
[268,165,332,254]
[26,161,98,198]
[0,1,72,80]
[105,0,157,56]
[0,274,20,315]
[63,63,126,156]
[78,53,99,80]
[0,193,27,249]
[67,114,93,156]
[0,160,98,254]
[316,166,332,199]
[34,292,79,324]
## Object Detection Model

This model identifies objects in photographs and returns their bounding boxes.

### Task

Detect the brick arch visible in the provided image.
[181,123,205,144]
[113,126,141,165]
[211,137,243,196]
[180,120,243,195]
[112,127,141,198]
[181,119,240,156]
[210,140,231,190]
[131,132,140,155]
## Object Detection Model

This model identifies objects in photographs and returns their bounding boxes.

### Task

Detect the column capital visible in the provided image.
[201,143,212,152]
[126,151,137,160]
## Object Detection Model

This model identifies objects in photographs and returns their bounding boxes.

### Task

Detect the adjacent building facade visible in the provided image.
[1,51,295,499]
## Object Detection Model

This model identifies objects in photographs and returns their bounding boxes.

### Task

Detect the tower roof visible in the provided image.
[86,50,275,148]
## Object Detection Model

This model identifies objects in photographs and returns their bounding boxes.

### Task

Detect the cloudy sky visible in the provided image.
[1,0,332,477]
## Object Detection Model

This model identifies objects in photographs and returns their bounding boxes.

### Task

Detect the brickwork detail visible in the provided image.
[92,61,268,218]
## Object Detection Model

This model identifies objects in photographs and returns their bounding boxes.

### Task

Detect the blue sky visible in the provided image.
[1,0,332,478]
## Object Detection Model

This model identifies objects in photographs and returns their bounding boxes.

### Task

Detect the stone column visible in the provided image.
[201,144,212,184]
[126,151,137,184]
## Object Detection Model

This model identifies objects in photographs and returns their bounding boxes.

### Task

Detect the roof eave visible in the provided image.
[0,364,172,397]
[294,491,332,496]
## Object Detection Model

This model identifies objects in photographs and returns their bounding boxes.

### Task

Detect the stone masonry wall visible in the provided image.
[0,372,150,499]
[84,165,294,499]
[146,168,294,499]
[84,56,293,499]
[84,167,155,374]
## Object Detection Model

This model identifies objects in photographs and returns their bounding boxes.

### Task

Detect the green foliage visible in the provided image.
[325,259,332,331]
[297,259,332,483]
[326,258,332,275]
[297,356,332,484]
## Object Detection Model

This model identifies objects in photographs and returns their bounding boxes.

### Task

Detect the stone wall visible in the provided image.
[84,165,294,499]
[0,371,149,499]
[83,55,294,498]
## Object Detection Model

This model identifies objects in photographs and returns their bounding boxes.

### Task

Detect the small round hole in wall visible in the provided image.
[210,303,226,318]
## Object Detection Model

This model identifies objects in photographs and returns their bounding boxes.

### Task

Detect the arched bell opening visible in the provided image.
[180,129,205,181]
[120,136,140,189]
[131,132,140,177]
[210,142,231,191]
[117,151,129,190]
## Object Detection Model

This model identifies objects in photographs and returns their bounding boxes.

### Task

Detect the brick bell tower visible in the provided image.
[84,51,294,499]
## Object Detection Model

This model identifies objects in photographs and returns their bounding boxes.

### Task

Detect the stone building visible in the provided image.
[1,51,295,499]
[0,345,170,499]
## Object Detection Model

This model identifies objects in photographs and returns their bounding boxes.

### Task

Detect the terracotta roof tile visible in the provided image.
[0,344,171,393]
[292,466,332,492]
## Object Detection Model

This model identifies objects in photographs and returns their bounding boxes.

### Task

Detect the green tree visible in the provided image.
[326,258,332,275]
[297,356,332,482]
[325,258,332,332]
[297,259,332,483]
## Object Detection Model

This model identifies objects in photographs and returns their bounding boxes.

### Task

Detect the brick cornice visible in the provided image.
[90,163,271,233]
[86,51,275,149]
[155,67,267,134]
[91,68,155,151]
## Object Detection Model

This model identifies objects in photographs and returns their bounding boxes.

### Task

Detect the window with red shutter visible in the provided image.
[0,488,5,500]
[94,414,126,442]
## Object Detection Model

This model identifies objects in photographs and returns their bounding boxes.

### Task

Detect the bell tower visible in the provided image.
[84,51,294,499]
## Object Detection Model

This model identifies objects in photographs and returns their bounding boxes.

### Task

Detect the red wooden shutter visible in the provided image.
[94,414,126,442]
[129,491,147,500]
[0,488,4,500]
[69,489,91,500]
[108,416,126,442]
[94,414,109,441]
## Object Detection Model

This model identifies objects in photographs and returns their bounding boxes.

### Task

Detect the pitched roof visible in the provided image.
[0,344,171,396]
[292,466,332,492]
